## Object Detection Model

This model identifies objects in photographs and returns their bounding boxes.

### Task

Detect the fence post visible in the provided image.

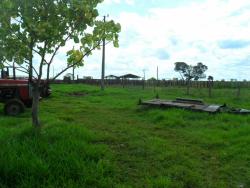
[237,81,241,98]
[208,81,212,97]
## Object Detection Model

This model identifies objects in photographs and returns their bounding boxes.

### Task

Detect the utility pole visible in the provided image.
[72,66,75,81]
[101,15,106,91]
[157,66,159,86]
[157,66,158,81]
[142,69,146,90]
[143,69,146,80]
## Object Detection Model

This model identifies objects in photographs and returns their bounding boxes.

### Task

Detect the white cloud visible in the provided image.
[96,0,250,80]
[47,0,250,80]
[125,0,135,5]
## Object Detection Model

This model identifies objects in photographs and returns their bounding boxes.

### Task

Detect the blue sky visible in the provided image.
[53,0,250,80]
[98,0,207,15]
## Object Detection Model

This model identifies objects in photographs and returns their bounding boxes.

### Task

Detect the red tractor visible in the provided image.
[0,67,51,115]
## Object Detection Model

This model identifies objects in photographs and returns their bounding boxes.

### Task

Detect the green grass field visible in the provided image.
[0,84,250,188]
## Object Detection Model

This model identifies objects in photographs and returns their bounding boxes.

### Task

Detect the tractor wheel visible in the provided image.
[4,99,25,116]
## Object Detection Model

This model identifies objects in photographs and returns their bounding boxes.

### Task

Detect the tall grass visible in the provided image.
[0,84,250,187]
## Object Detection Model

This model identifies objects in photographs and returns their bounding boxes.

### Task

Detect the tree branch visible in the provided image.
[12,17,23,25]
[179,72,184,80]
[99,41,111,46]
[18,64,29,72]
[32,48,42,57]
[52,42,101,81]
[36,42,48,84]
[15,68,37,80]
[23,61,39,77]
[47,34,71,66]
[4,61,39,79]
[32,65,39,77]
[15,68,29,74]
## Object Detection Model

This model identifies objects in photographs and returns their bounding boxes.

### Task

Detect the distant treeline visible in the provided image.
[51,79,250,89]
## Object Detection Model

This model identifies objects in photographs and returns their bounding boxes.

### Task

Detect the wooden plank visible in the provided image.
[202,105,222,112]
[174,98,204,105]
[230,108,250,114]
[141,99,222,113]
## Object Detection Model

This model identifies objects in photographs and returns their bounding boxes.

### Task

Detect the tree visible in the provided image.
[174,62,208,94]
[208,75,214,81]
[0,0,121,127]
[174,62,188,80]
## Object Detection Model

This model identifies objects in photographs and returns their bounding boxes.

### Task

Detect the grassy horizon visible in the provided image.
[0,84,250,187]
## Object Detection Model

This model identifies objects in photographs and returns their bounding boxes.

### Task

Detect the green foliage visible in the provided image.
[67,49,84,67]
[208,75,214,81]
[0,0,121,73]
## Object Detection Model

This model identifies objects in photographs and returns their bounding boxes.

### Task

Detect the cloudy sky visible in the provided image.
[54,0,250,80]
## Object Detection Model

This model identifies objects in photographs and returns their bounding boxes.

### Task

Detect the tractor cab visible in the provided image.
[1,66,17,80]
[1,67,10,79]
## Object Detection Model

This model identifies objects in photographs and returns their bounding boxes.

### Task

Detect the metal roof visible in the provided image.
[119,74,141,79]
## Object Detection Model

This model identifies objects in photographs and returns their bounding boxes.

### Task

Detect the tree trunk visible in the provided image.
[13,62,16,80]
[29,39,34,82]
[47,63,51,84]
[32,84,40,127]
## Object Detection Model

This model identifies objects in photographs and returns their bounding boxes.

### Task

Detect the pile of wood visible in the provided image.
[140,98,250,114]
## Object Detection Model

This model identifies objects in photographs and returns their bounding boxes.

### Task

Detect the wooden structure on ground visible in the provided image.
[141,98,250,114]
[141,98,222,113]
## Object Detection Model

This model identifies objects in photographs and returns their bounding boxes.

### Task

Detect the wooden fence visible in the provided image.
[51,79,250,89]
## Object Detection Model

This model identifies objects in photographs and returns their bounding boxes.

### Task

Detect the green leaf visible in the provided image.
[73,36,79,43]
[113,40,119,48]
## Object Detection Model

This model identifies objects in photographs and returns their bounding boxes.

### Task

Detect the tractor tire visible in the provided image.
[4,99,25,116]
